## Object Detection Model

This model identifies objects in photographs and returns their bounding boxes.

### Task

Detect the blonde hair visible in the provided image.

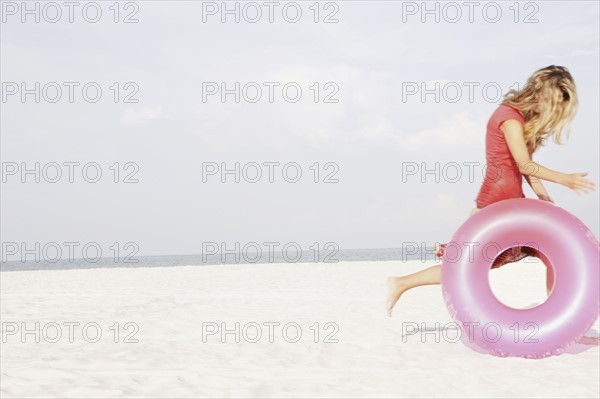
[502,65,578,153]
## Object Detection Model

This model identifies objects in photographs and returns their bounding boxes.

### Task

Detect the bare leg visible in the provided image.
[386,264,441,317]
[385,207,480,317]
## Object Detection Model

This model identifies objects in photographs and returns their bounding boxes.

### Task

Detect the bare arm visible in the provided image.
[524,174,553,202]
[501,119,595,195]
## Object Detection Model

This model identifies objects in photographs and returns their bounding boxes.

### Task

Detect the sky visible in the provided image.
[1,0,599,258]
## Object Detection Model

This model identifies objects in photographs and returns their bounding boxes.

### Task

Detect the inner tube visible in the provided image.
[441,198,599,358]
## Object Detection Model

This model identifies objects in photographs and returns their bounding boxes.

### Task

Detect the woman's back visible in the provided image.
[475,104,526,208]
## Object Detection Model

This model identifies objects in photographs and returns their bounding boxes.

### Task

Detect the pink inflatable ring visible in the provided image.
[441,198,599,358]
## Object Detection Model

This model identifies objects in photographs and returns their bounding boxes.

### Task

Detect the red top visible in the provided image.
[475,103,526,208]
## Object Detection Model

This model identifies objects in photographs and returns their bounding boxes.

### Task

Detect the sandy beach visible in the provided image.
[1,260,598,398]
[3,1,599,398]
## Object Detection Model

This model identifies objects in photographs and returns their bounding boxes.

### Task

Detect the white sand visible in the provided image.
[1,260,598,398]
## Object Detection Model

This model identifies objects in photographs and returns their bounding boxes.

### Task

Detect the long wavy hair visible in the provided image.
[502,65,578,153]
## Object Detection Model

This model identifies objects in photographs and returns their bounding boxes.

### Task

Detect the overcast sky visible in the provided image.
[1,1,598,258]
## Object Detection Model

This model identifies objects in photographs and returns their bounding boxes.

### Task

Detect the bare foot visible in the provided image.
[386,276,409,317]
[576,336,599,345]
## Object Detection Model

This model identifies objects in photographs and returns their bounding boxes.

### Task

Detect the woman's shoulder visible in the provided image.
[490,102,525,126]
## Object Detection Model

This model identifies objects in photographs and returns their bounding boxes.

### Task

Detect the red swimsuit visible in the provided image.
[475,103,526,208]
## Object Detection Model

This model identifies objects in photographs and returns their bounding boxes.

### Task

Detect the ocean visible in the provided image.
[0,247,440,272]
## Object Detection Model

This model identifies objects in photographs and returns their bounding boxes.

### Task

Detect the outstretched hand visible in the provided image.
[562,172,596,195]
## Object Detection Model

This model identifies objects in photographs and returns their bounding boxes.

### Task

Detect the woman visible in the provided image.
[386,65,596,320]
